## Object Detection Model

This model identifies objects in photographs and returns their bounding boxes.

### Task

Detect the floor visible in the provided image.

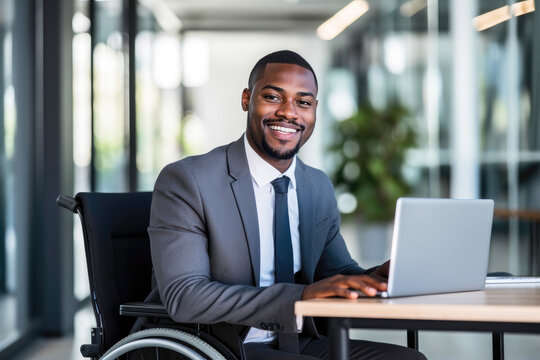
[0,294,16,349]
[10,306,95,360]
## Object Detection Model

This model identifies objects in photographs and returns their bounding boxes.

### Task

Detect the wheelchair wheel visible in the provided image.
[99,328,227,360]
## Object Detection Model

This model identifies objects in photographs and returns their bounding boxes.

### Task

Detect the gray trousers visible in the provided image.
[244,335,428,360]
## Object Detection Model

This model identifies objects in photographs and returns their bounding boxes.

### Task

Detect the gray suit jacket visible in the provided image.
[148,136,367,337]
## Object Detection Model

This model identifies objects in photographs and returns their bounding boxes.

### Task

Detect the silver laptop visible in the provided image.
[377,197,494,298]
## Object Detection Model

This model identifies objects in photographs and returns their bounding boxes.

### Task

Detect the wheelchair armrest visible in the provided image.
[80,343,104,358]
[120,302,170,318]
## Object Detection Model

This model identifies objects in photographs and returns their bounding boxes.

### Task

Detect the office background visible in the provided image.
[1,0,539,359]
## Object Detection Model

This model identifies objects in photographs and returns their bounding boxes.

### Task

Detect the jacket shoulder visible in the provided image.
[297,159,334,188]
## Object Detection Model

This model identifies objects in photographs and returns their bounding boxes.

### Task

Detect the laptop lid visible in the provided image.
[386,198,494,297]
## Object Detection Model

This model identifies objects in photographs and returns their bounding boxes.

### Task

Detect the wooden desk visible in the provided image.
[295,284,540,360]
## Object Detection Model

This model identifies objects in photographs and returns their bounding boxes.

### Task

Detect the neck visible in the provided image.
[272,159,293,174]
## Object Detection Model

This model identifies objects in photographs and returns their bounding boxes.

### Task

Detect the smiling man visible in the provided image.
[149,50,426,360]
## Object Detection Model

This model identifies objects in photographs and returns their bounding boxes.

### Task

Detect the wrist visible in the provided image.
[301,284,312,300]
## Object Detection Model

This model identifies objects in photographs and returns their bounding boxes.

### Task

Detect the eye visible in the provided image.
[297,99,313,108]
[263,94,281,102]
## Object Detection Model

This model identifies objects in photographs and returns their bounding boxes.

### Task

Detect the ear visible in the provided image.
[241,88,250,111]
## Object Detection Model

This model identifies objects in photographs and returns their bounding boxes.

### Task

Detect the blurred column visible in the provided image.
[12,0,33,335]
[34,0,75,334]
[533,6,540,150]
[426,0,441,197]
[450,0,479,199]
[123,0,137,191]
[0,24,5,293]
[506,5,520,274]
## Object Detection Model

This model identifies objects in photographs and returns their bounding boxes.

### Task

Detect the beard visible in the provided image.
[261,134,302,160]
[260,118,304,160]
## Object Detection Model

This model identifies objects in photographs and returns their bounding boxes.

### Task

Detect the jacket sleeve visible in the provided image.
[312,174,369,281]
[148,162,304,334]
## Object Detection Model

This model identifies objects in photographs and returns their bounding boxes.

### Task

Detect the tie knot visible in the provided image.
[271,176,290,194]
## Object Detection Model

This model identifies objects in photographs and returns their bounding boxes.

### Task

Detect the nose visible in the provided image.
[275,100,298,120]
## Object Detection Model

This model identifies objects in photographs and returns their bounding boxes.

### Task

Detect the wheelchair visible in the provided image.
[57,192,245,360]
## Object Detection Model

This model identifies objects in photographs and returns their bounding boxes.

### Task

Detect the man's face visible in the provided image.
[242,63,318,170]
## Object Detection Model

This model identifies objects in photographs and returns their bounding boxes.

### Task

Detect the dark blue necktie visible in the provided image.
[272,176,299,353]
[271,176,294,284]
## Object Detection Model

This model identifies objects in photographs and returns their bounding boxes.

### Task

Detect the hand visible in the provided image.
[369,260,390,282]
[301,274,387,300]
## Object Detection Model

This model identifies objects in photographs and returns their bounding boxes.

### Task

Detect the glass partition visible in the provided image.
[73,0,91,301]
[0,0,33,351]
[0,0,16,347]
[320,0,540,275]
[93,0,128,192]
[135,4,183,190]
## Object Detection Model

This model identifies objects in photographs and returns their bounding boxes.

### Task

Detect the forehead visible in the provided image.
[254,63,317,95]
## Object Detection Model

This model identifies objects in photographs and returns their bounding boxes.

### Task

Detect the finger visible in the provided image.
[303,281,355,300]
[354,282,379,296]
[333,277,380,296]
[313,279,364,299]
[365,276,388,290]
[333,286,360,299]
[347,276,388,291]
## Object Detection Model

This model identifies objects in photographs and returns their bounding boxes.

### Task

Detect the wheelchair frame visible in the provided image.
[57,193,243,360]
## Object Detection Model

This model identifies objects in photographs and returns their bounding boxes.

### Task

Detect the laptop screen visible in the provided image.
[386,198,494,297]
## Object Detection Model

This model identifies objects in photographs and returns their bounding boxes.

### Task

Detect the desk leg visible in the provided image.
[492,332,504,360]
[328,318,350,360]
[532,221,539,276]
[407,329,419,350]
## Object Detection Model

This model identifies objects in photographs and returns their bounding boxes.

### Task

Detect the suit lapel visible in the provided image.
[227,137,261,286]
[295,160,315,283]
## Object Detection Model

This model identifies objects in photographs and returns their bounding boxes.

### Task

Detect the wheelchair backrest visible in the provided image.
[75,192,153,349]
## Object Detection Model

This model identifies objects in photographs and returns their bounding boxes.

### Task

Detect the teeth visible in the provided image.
[269,125,297,134]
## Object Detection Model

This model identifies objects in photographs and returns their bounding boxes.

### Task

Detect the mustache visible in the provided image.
[263,118,305,131]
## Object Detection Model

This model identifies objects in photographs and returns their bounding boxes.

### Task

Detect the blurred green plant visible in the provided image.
[329,102,416,222]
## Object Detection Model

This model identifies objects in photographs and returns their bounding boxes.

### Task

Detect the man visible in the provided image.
[149,50,426,360]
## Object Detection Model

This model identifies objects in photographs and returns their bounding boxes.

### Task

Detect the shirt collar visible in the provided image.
[244,133,297,190]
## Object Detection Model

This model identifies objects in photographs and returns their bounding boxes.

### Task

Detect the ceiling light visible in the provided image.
[473,5,511,31]
[139,0,182,33]
[512,0,535,16]
[474,0,535,32]
[317,0,369,41]
[400,0,427,17]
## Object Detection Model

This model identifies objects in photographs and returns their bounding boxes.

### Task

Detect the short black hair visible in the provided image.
[247,50,318,90]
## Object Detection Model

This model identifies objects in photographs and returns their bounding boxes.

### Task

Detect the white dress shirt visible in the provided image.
[243,134,301,344]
